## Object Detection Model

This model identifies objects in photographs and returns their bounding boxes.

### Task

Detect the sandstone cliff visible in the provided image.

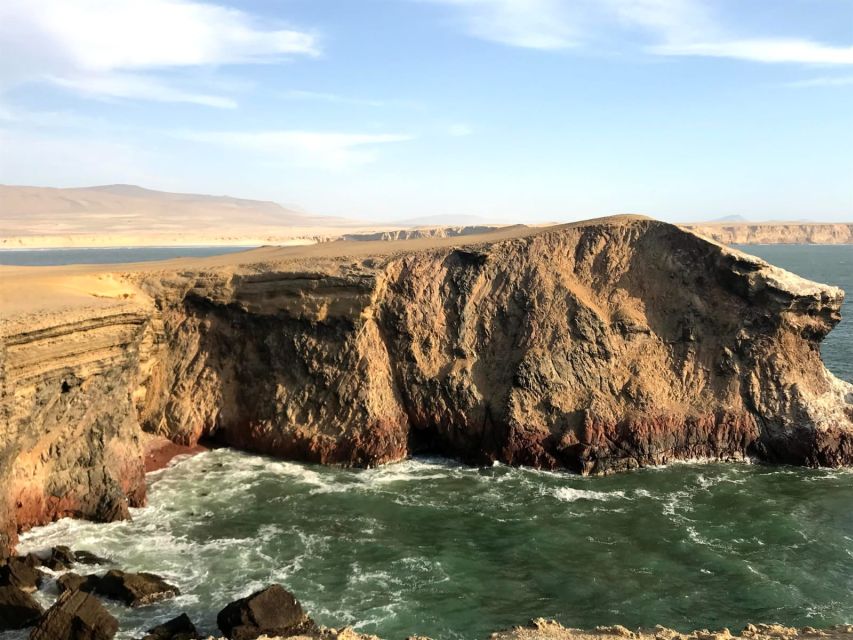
[683,223,853,245]
[2,216,852,556]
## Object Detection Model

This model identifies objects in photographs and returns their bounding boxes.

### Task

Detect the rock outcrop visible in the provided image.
[141,613,201,640]
[217,584,313,640]
[2,217,852,555]
[683,223,853,245]
[0,584,43,630]
[90,570,180,607]
[29,588,119,640]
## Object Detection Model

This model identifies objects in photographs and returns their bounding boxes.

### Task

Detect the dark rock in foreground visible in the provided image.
[140,612,201,640]
[217,584,313,640]
[45,546,77,571]
[92,570,180,607]
[0,584,43,630]
[56,572,99,595]
[29,588,118,640]
[0,557,43,592]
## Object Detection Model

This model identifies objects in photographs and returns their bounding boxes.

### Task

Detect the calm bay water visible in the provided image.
[0,246,256,266]
[6,245,853,640]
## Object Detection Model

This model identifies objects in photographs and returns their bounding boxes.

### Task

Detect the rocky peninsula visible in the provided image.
[1,215,852,559]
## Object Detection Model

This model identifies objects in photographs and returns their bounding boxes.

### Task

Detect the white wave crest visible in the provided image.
[552,487,626,502]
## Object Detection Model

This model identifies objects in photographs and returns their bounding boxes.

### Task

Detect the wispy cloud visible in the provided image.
[781,75,853,88]
[0,0,319,106]
[654,39,853,65]
[422,0,853,66]
[425,0,579,50]
[178,130,415,170]
[48,73,238,109]
[421,0,709,50]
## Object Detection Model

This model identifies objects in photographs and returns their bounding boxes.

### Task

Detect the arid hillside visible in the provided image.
[0,184,360,248]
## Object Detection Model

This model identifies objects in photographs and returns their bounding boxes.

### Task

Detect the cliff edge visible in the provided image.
[1,216,852,555]
[683,223,853,245]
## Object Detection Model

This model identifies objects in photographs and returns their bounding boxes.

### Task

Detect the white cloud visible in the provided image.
[422,0,853,66]
[422,0,709,50]
[0,0,318,106]
[178,130,415,170]
[426,0,579,50]
[654,39,853,65]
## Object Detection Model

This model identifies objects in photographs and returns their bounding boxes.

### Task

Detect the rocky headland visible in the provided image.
[1,215,853,558]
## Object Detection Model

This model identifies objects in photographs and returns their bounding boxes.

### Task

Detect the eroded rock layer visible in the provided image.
[683,223,853,245]
[2,217,852,555]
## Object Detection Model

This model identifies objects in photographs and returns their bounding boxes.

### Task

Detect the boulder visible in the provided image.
[0,584,44,630]
[45,546,77,571]
[217,584,313,640]
[29,588,118,640]
[0,556,43,591]
[19,553,43,569]
[93,570,179,607]
[56,572,99,595]
[140,613,201,640]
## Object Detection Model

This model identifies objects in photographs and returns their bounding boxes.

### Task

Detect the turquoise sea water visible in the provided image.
[5,245,853,640]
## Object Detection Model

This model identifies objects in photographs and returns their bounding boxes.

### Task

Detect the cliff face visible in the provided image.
[0,306,150,556]
[684,223,853,245]
[2,217,852,556]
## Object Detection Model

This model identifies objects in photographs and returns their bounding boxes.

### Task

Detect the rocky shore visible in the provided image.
[2,544,852,640]
[2,216,852,555]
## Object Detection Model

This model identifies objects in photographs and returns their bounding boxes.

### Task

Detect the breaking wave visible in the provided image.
[9,449,853,640]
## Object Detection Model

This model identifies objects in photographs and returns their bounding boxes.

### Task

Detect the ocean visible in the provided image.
[0,246,256,267]
[5,244,853,640]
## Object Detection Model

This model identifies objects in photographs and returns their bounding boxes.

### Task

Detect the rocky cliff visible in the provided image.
[2,216,852,556]
[683,223,853,245]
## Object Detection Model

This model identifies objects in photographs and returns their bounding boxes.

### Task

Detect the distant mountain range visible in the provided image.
[0,184,364,248]
[1,184,849,248]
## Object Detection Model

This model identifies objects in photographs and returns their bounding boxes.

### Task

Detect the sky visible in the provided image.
[0,0,851,223]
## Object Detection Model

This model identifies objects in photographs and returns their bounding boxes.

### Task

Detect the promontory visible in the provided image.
[1,216,852,556]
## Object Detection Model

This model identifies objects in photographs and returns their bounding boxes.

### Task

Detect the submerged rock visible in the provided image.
[0,584,43,630]
[45,546,77,571]
[29,588,118,640]
[140,612,201,640]
[73,550,111,566]
[91,570,180,607]
[217,584,313,640]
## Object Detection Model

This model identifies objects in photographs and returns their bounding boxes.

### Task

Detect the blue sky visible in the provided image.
[0,0,851,223]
